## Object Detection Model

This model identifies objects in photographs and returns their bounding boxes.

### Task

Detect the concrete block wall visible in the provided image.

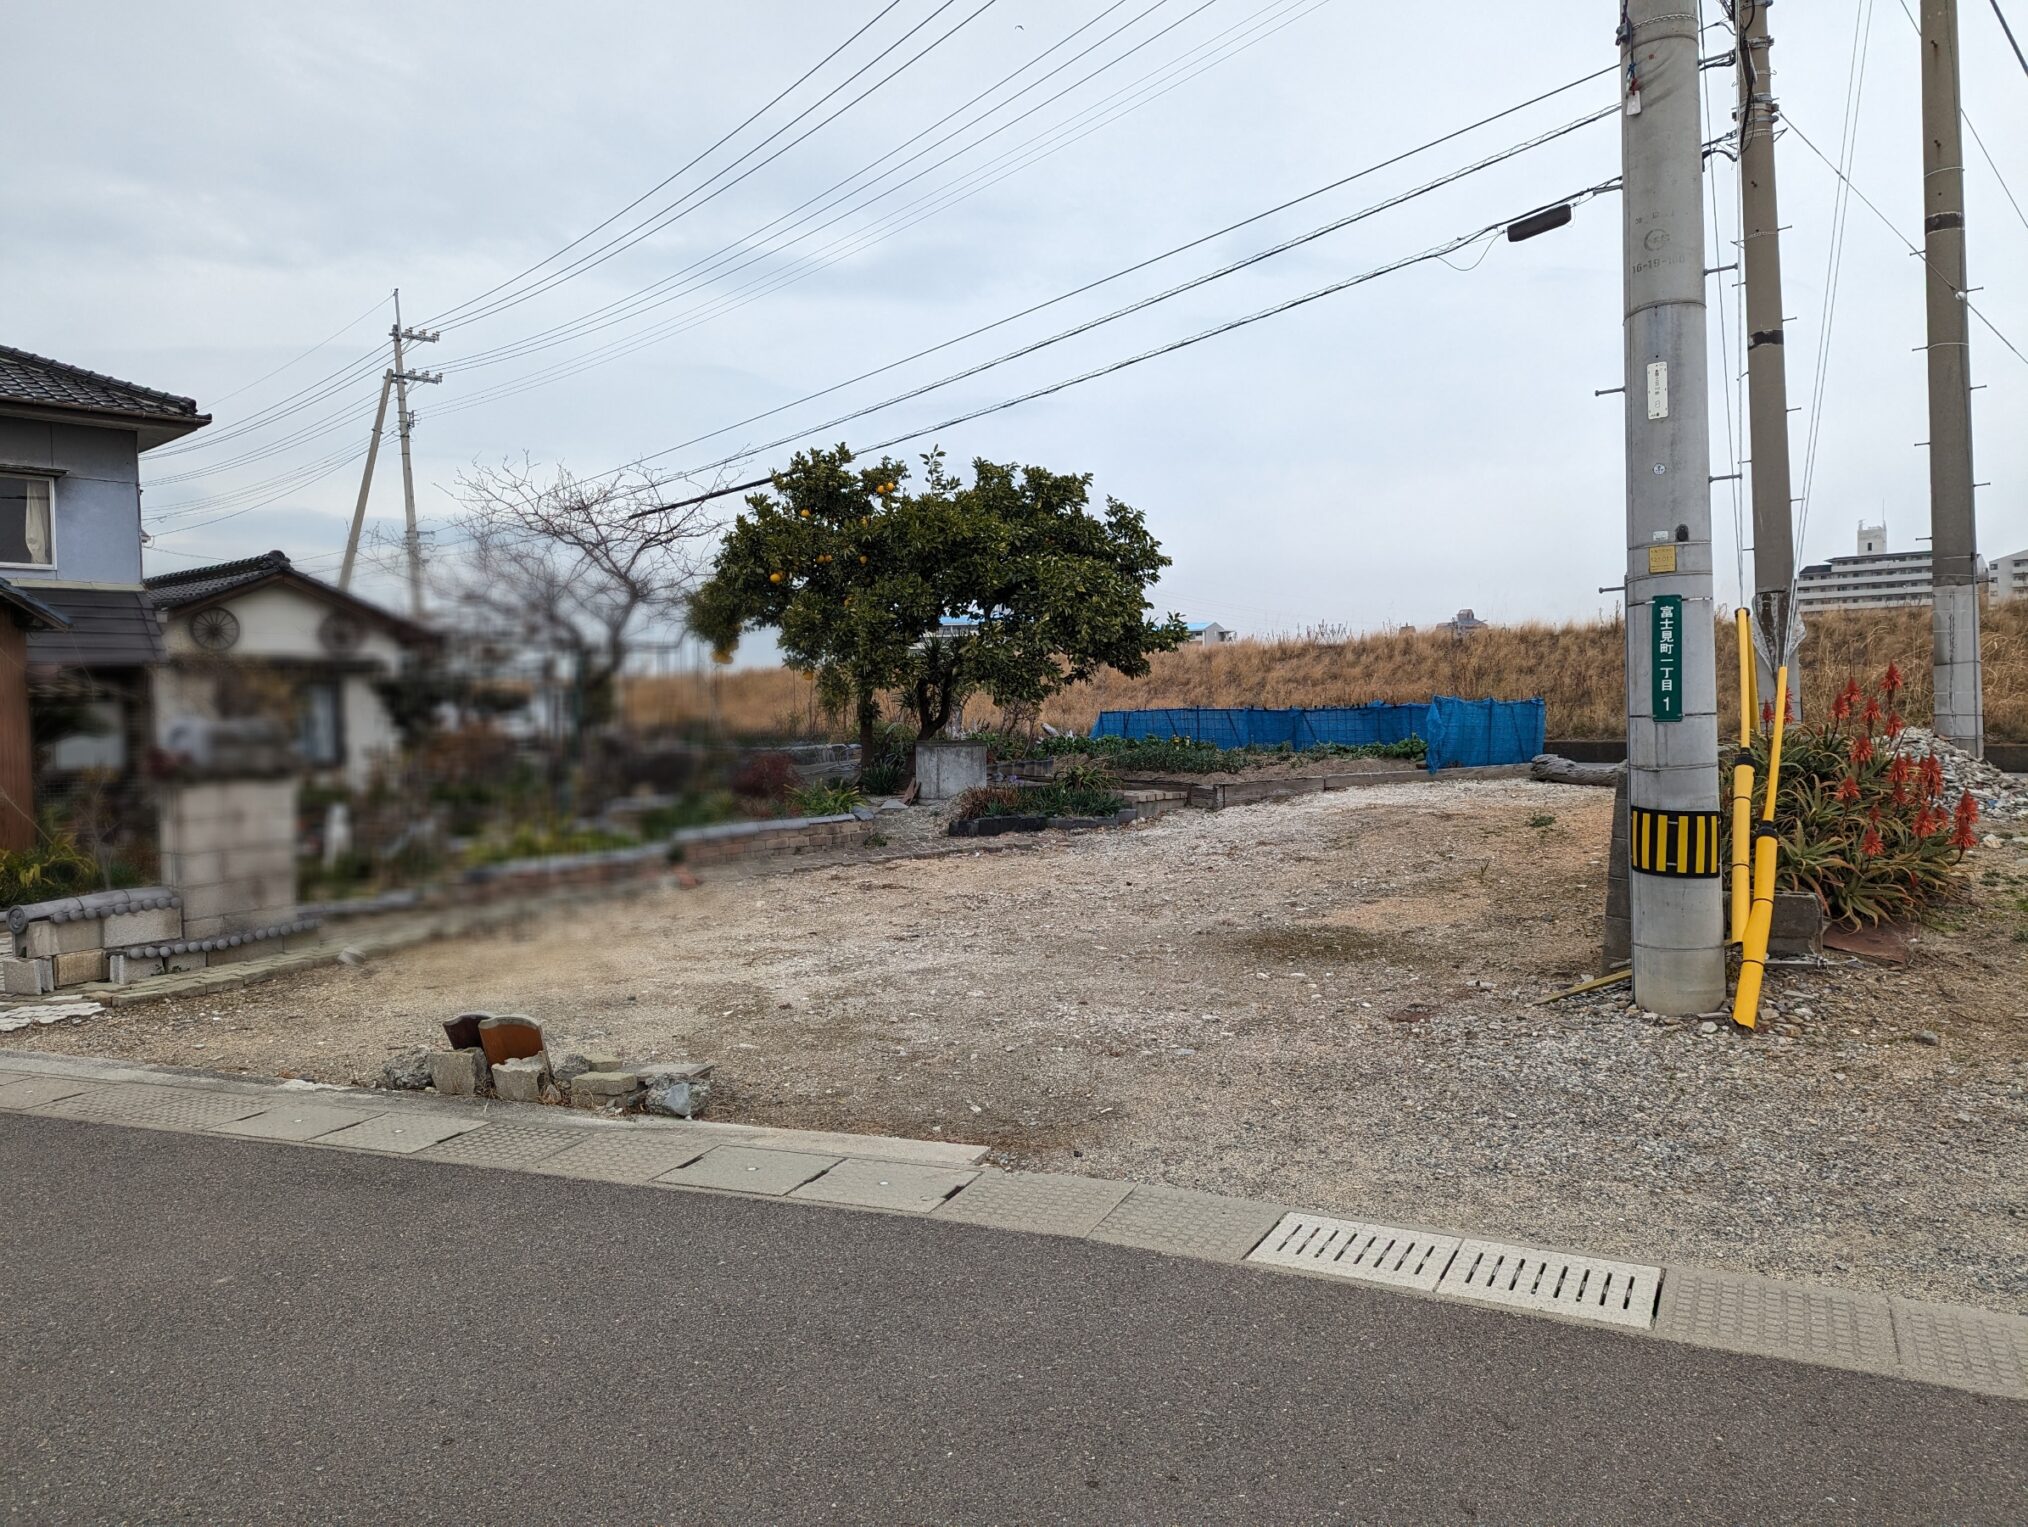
[158,779,299,940]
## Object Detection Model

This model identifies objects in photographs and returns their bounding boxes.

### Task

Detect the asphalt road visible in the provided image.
[3,1114,2023,1525]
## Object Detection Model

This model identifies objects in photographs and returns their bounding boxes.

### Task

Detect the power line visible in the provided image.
[434,0,1004,333]
[619,104,1615,494]
[1893,0,2028,233]
[456,52,1614,460]
[630,174,1624,519]
[1782,116,2028,368]
[1991,0,2028,77]
[420,1,907,329]
[202,294,390,409]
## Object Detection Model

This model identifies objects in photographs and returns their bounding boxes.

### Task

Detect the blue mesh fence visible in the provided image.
[1088,699,1543,772]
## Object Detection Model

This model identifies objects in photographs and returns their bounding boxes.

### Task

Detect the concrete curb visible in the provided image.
[1,1049,2021,1402]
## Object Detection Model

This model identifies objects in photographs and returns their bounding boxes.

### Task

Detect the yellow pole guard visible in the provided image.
[1732,833,1779,1028]
[1735,607,1753,748]
[1729,761,1753,945]
[1732,665,1790,1029]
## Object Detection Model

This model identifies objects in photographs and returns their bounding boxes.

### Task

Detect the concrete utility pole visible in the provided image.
[390,289,441,623]
[339,289,441,612]
[1619,0,1726,1013]
[1736,0,1797,700]
[339,372,393,592]
[1919,0,1983,754]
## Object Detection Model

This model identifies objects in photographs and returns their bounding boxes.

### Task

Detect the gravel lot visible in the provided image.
[23,778,2028,1309]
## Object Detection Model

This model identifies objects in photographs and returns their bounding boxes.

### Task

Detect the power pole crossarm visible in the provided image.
[1920,0,1984,755]
[1620,0,1726,1014]
[1736,0,1798,701]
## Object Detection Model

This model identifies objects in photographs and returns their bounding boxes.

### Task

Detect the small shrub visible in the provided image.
[1030,734,1425,774]
[793,780,863,817]
[858,723,913,795]
[1527,813,1557,829]
[951,785,1026,822]
[732,750,800,803]
[636,793,739,837]
[0,823,100,905]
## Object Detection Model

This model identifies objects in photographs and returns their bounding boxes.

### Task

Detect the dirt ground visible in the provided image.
[25,779,2028,1310]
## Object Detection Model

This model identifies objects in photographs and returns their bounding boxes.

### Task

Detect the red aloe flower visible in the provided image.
[1883,661,1903,694]
[1848,735,1874,767]
[1952,791,1981,851]
[1919,756,1945,800]
[1835,774,1862,803]
[1830,690,1853,723]
[1892,780,1913,806]
[1888,754,1913,784]
[1861,828,1885,857]
[1913,806,1938,836]
[1760,699,1774,727]
[1885,711,1905,739]
[1863,697,1882,729]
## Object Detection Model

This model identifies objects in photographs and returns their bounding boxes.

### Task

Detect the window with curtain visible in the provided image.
[297,681,343,767]
[0,475,53,566]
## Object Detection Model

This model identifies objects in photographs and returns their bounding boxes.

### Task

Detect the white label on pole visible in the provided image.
[1646,361,1669,420]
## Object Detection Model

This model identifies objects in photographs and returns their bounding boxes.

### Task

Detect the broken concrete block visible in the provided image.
[382,1048,434,1090]
[639,1062,714,1119]
[1,955,51,996]
[552,1049,621,1089]
[491,1055,552,1104]
[52,948,106,988]
[568,1068,642,1110]
[428,1047,492,1098]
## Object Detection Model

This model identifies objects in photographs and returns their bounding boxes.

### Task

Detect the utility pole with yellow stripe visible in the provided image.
[1618,0,1726,1013]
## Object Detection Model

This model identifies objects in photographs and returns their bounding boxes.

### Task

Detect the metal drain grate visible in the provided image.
[1435,1239,1660,1329]
[1245,1213,1460,1292]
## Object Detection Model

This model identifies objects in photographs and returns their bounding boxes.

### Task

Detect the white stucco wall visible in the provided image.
[158,581,416,791]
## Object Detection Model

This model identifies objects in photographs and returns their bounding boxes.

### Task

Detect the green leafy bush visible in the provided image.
[858,722,913,795]
[793,780,864,817]
[462,823,638,868]
[0,823,101,906]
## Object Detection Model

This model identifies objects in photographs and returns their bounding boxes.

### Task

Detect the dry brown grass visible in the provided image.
[621,601,2028,741]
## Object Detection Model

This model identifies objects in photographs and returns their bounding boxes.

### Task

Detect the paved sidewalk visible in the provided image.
[2,1048,2025,1407]
[3,1111,2025,1525]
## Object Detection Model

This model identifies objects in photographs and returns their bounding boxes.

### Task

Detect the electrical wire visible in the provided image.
[629,174,1626,518]
[419,0,1327,423]
[432,0,1003,333]
[1991,0,2028,77]
[614,104,1616,491]
[201,294,389,409]
[1893,0,2028,233]
[1789,0,1875,616]
[420,1,907,329]
[1782,117,2028,368]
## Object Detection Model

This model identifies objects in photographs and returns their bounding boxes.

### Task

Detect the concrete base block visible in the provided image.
[428,1048,491,1098]
[1,956,51,996]
[109,951,209,984]
[20,920,103,960]
[914,740,989,803]
[52,949,107,987]
[492,1056,552,1104]
[552,1050,621,1089]
[100,907,183,947]
[569,1069,643,1110]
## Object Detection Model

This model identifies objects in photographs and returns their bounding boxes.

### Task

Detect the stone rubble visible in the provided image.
[1892,726,2028,821]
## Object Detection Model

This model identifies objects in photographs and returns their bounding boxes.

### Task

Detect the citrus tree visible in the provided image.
[687,444,1188,760]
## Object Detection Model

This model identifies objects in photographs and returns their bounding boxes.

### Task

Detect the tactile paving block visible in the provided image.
[1436,1239,1659,1330]
[1087,1186,1288,1263]
[33,1083,270,1133]
[657,1146,838,1197]
[309,1113,482,1155]
[415,1121,584,1170]
[1654,1267,1897,1375]
[0,1075,104,1110]
[212,1104,383,1143]
[933,1171,1130,1236]
[791,1158,978,1214]
[530,1129,715,1184]
[1891,1299,2028,1399]
[1249,1213,1460,1292]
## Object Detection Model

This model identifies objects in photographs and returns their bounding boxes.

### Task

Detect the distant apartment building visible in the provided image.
[1796,523,1972,613]
[1993,549,2028,605]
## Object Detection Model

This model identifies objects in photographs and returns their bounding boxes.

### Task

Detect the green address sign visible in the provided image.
[1651,594,1683,723]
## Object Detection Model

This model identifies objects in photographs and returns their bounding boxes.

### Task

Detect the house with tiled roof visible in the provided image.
[0,344,211,847]
[146,550,432,789]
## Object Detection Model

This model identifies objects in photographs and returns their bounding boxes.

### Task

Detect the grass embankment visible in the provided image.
[621,603,2028,741]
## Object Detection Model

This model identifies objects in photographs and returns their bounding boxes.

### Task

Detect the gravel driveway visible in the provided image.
[24,779,2028,1309]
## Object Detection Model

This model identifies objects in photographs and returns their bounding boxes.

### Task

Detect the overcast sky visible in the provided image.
[11,0,2026,650]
